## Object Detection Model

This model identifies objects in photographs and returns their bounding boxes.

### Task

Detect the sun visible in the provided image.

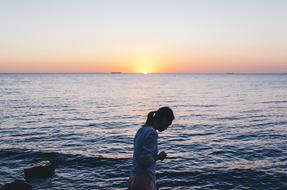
[132,56,158,74]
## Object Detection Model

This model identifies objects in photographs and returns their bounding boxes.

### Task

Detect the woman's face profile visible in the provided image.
[158,117,173,132]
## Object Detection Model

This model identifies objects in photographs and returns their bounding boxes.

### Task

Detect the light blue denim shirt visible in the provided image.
[131,126,158,182]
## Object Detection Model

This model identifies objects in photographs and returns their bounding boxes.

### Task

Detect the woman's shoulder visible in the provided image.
[142,126,156,132]
[142,126,157,137]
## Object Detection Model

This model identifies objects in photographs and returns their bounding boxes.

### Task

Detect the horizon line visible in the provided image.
[0,72,286,75]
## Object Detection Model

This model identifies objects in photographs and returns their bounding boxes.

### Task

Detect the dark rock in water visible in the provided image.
[1,179,32,190]
[24,161,54,180]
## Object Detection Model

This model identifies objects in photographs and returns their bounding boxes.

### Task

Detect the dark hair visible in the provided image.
[144,107,174,126]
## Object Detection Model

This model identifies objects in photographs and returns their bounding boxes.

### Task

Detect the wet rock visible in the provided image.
[1,179,32,190]
[24,161,54,180]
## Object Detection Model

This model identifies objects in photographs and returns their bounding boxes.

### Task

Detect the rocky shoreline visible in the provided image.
[1,161,54,190]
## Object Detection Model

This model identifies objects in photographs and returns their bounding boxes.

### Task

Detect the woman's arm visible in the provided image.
[138,130,158,167]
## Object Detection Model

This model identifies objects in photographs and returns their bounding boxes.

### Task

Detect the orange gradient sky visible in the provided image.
[0,0,286,73]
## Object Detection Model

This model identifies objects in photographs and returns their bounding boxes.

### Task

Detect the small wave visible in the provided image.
[249,121,287,128]
[176,132,216,139]
[214,116,245,121]
[70,117,93,121]
[241,109,263,114]
[191,104,218,108]
[2,113,45,120]
[262,100,287,104]
[0,148,128,169]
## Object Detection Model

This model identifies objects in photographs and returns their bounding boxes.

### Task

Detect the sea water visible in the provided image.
[0,74,286,189]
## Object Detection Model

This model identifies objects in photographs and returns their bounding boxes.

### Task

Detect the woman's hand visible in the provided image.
[156,151,167,161]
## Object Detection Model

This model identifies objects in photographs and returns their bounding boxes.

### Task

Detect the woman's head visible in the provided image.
[144,107,175,132]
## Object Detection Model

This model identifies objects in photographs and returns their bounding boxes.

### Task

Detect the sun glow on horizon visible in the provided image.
[130,56,161,74]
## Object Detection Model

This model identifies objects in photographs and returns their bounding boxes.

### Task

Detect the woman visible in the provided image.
[128,107,175,190]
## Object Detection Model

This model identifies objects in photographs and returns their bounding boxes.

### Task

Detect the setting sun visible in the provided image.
[130,56,163,74]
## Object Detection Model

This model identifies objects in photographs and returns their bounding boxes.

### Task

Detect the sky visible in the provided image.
[0,0,286,73]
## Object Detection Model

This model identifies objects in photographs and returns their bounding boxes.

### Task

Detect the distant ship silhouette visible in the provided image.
[111,72,122,74]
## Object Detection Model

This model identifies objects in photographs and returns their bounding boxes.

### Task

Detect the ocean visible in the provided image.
[0,73,286,189]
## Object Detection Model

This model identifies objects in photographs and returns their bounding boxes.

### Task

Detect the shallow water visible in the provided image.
[0,74,287,189]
